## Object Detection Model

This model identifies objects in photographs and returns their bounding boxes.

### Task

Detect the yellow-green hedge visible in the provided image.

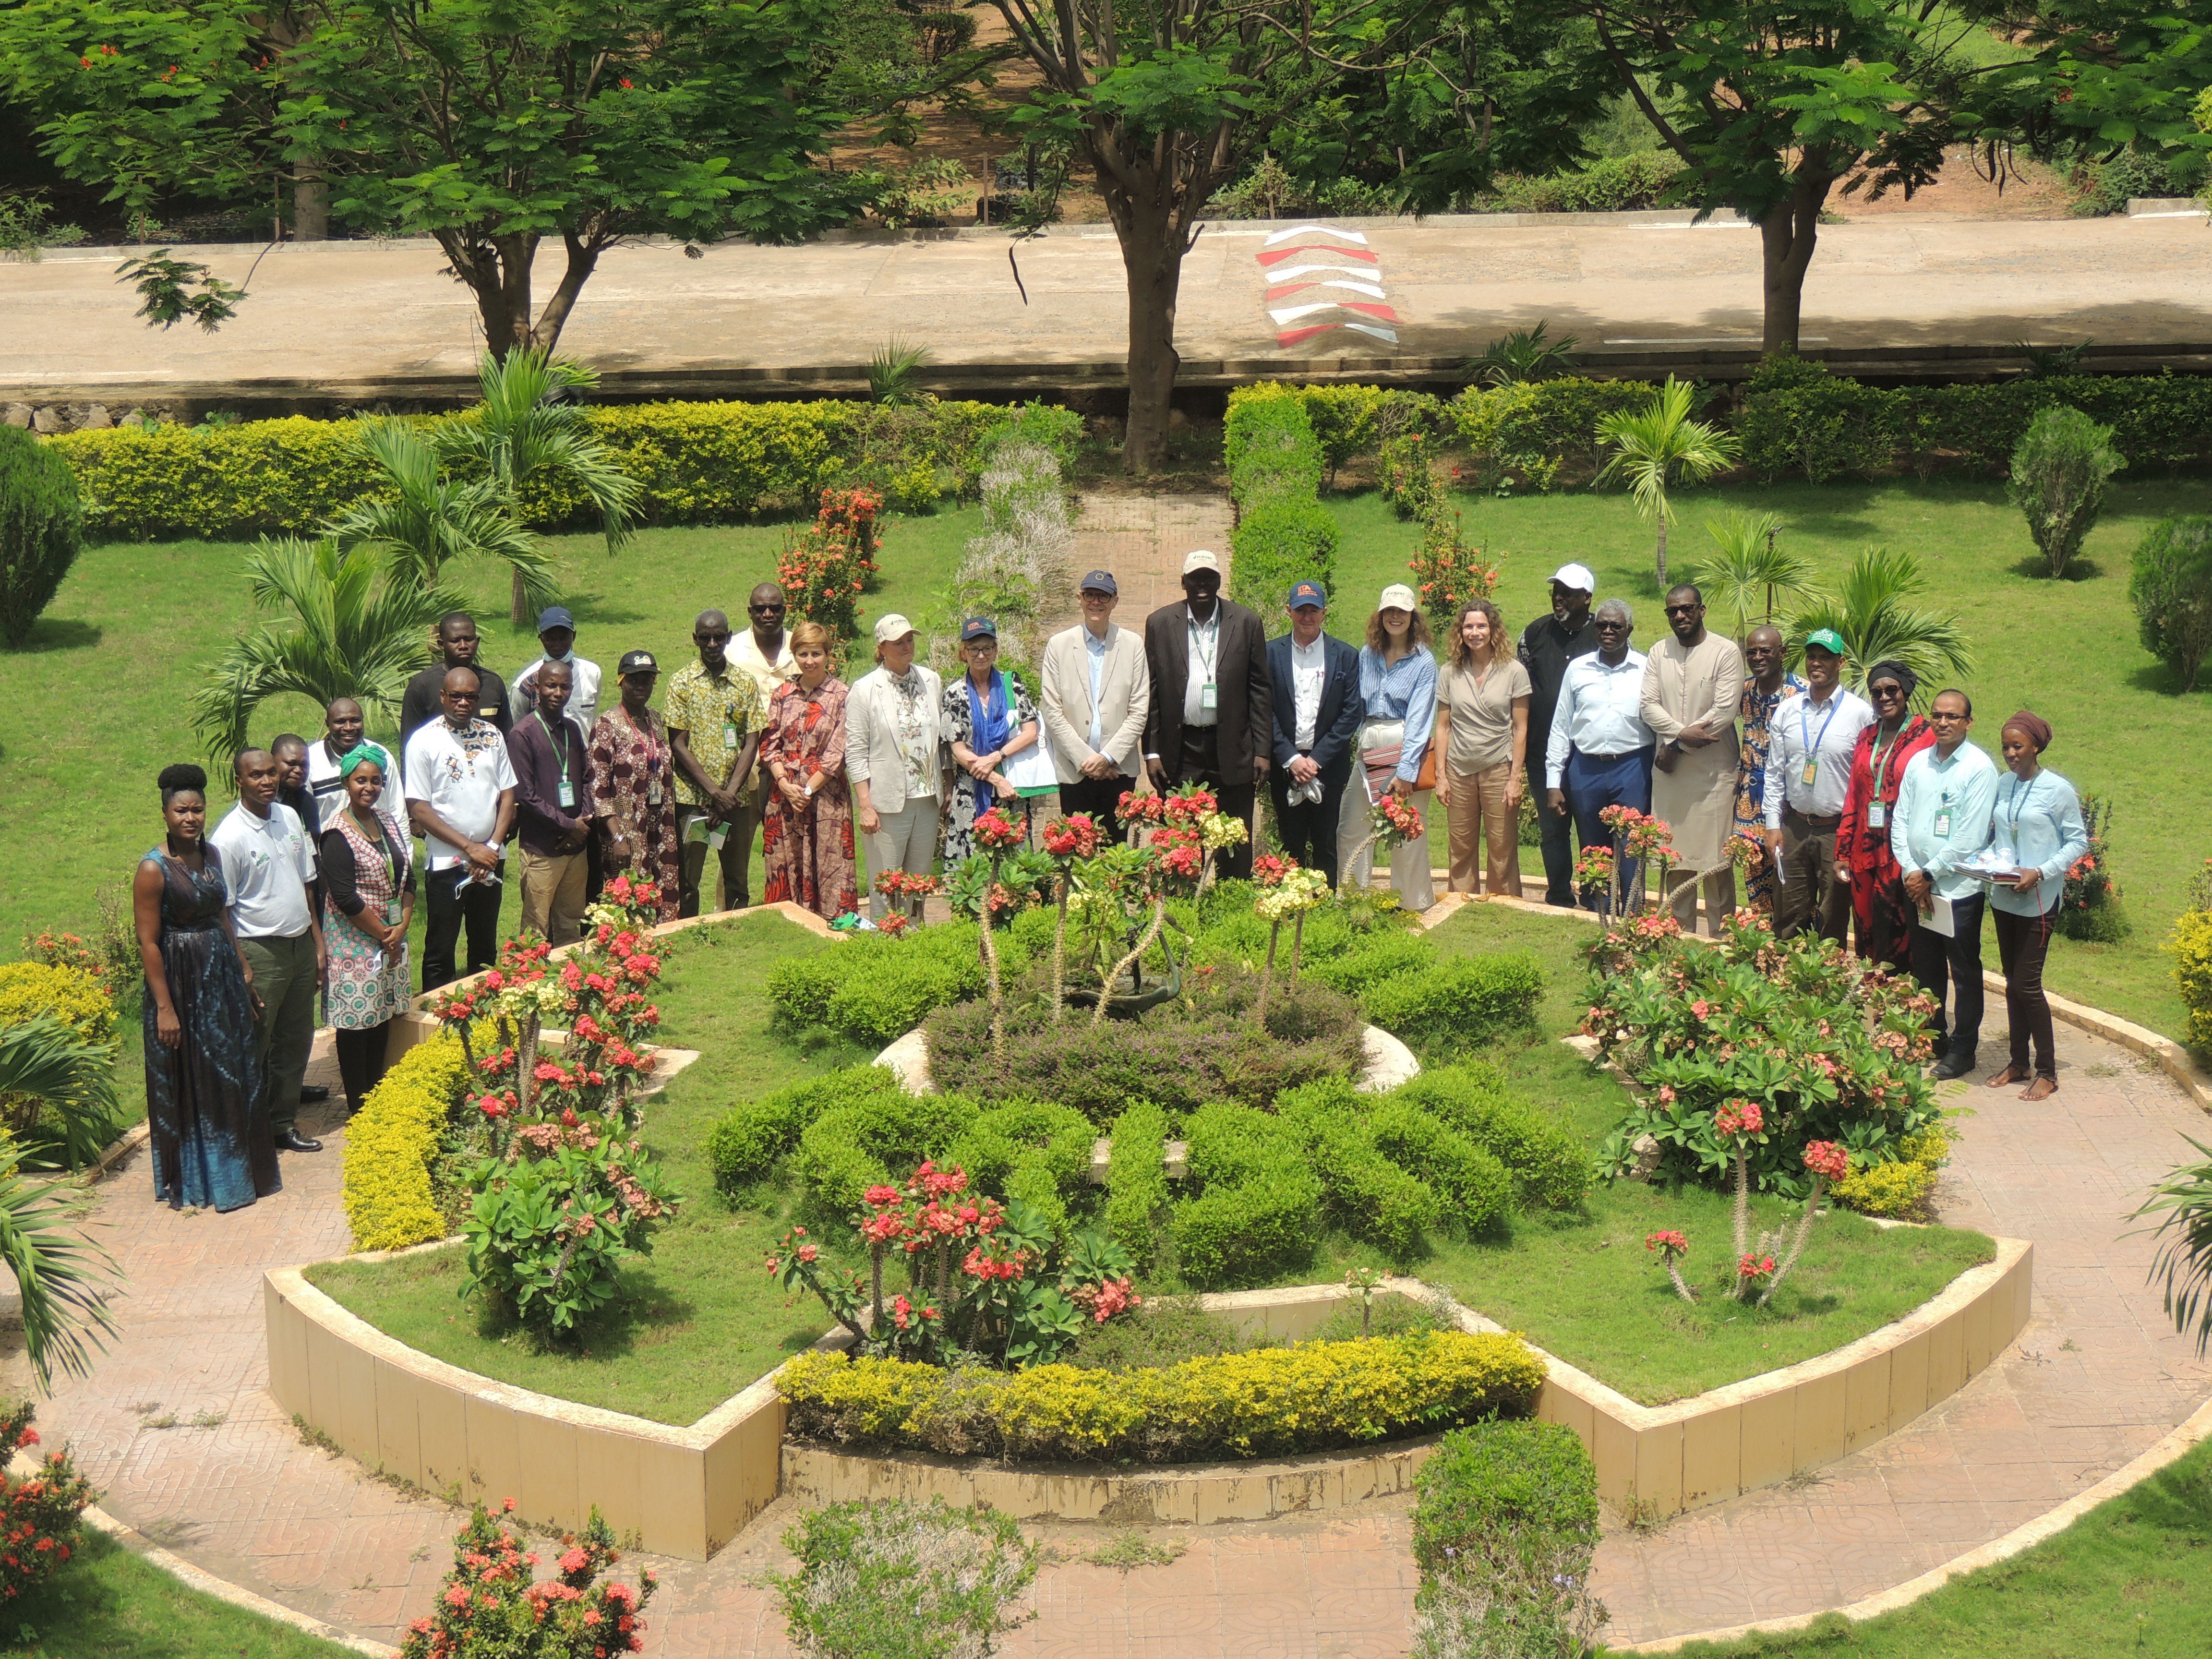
[776,1329,1545,1463]
[2170,910,2212,1054]
[342,1030,470,1252]
[0,962,118,1047]
[48,398,1019,542]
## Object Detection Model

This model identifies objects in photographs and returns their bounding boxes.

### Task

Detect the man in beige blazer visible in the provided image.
[1039,570,1151,843]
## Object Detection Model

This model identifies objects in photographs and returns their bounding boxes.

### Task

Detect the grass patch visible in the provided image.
[0,1527,361,1659]
[1325,477,2212,1045]
[1673,1434,2212,1657]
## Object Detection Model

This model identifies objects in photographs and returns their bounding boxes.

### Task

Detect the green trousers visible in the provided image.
[239,931,317,1133]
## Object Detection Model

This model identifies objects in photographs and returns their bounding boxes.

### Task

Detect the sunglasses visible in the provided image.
[1929,710,1968,723]
[747,604,785,616]
[1871,683,1906,698]
[1595,620,1630,632]
[1663,603,1699,616]
[696,629,733,643]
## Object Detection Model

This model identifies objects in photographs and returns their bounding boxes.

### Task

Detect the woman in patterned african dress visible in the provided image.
[318,744,415,1116]
[589,650,682,923]
[760,621,859,920]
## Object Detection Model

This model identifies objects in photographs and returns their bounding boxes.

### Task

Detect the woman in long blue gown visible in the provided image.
[132,764,281,1212]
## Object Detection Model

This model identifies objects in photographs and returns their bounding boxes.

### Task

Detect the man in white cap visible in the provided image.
[1641,581,1744,933]
[1518,563,1601,905]
[1040,570,1151,843]
[1142,549,1272,878]
[846,613,947,922]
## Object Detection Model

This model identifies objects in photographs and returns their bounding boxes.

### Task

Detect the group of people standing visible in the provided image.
[1514,563,2087,1099]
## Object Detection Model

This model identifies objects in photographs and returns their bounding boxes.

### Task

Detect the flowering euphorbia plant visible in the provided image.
[1646,1230,1695,1303]
[1038,813,1103,1024]
[401,1499,657,1659]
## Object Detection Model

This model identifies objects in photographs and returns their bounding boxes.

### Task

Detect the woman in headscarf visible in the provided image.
[132,763,281,1212]
[1837,659,1938,971]
[318,743,416,1116]
[1985,710,2089,1100]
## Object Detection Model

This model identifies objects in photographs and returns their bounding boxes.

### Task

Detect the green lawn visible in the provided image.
[1667,1434,2212,1658]
[307,908,869,1425]
[1325,478,2212,1044]
[0,507,979,962]
[0,1528,358,1659]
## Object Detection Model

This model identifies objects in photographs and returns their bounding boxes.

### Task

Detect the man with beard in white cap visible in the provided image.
[1143,549,1271,880]
[1518,563,1601,905]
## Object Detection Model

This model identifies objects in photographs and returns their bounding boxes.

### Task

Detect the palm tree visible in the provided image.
[329,420,561,608]
[0,1015,119,1171]
[1465,321,1579,387]
[0,1022,122,1387]
[434,350,641,623]
[2135,1136,2212,1356]
[1595,378,1742,587]
[869,338,935,406]
[1692,511,1823,637]
[1790,546,1973,694]
[190,537,463,761]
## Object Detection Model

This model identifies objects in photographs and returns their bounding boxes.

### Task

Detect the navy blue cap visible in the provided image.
[960,616,998,642]
[1079,570,1118,596]
[537,606,575,632]
[1287,580,1327,609]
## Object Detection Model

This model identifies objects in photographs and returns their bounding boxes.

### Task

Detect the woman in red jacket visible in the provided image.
[1837,660,1938,972]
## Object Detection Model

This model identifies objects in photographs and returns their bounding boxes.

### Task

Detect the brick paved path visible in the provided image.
[12,979,2210,1655]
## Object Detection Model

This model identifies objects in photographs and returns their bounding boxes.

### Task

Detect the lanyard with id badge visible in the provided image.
[1192,613,1220,712]
[1797,697,1841,791]
[534,712,577,810]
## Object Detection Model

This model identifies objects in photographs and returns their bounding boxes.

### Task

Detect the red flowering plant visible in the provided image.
[1115,787,1169,829]
[583,874,662,938]
[1645,1231,1695,1304]
[768,1162,1139,1367]
[1590,911,1942,1199]
[399,1498,656,1659]
[778,487,882,645]
[0,1400,94,1604]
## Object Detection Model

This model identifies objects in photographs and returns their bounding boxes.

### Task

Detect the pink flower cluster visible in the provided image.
[1802,1140,1850,1181]
[1644,1230,1689,1257]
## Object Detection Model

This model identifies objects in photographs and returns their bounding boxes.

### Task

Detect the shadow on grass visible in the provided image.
[465,1271,700,1365]
[2007,555,2105,582]
[10,617,104,653]
[2124,661,2212,697]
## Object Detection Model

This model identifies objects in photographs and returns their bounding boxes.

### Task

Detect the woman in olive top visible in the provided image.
[1985,710,2088,1100]
[1432,599,1530,897]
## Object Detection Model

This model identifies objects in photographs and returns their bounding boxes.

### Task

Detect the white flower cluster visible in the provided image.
[1254,868,1331,921]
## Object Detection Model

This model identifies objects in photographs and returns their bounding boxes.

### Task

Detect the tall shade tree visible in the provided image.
[1561,0,1997,352]
[0,0,846,352]
[1790,544,1972,693]
[190,538,463,761]
[1594,376,1739,586]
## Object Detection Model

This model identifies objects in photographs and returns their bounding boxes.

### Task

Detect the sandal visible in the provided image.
[1983,1064,2029,1089]
[2020,1076,2057,1101]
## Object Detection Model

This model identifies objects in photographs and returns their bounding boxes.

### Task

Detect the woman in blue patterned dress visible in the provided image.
[132,764,281,1212]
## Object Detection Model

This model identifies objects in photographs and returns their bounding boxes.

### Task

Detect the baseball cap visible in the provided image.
[617,649,658,676]
[1378,583,1420,613]
[960,616,998,642]
[1182,549,1222,576]
[1804,627,1848,656]
[873,613,917,645]
[1287,580,1327,609]
[1079,570,1118,596]
[1550,563,1597,593]
[536,606,576,633]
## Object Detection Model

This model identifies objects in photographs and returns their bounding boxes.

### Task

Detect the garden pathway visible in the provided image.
[10,977,2212,1656]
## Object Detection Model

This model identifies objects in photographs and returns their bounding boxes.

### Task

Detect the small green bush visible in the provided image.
[1451,377,1655,493]
[2129,516,2212,690]
[1170,1104,1323,1285]
[1277,1093,1445,1264]
[0,426,86,649]
[825,956,974,1044]
[1367,1102,1513,1233]
[2169,909,2212,1054]
[768,922,1022,1044]
[1390,1065,1588,1211]
[1739,359,1908,483]
[794,1090,979,1215]
[946,1099,1095,1226]
[773,1498,1038,1659]
[2009,404,2123,577]
[705,1064,905,1201]
[1225,396,1324,511]
[1104,1099,1171,1266]
[1063,1294,1254,1370]
[1362,954,1544,1058]
[1410,1419,1599,1578]
[1230,501,1339,626]
[1482,153,1684,213]
[1308,930,1436,998]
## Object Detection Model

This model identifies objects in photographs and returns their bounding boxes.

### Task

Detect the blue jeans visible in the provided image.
[1566,747,1653,917]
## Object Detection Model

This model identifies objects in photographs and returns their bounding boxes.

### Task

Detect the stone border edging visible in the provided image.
[1611,1389,2212,1653]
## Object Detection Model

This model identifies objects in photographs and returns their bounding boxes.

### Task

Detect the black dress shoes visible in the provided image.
[299,1084,332,1104]
[1932,1055,1975,1082]
[275,1128,324,1153]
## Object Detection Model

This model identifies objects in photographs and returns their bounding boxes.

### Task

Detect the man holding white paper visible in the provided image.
[1891,689,1999,1081]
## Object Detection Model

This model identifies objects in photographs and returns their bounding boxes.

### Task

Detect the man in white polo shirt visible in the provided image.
[210,747,327,1154]
[406,665,517,991]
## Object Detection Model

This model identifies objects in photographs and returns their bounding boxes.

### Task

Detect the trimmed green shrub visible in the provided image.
[0,427,86,649]
[1277,1088,1444,1263]
[2130,516,2212,691]
[769,922,1025,1044]
[1411,1419,1600,1578]
[1482,153,1684,213]
[825,957,974,1045]
[946,1099,1094,1230]
[1170,1104,1323,1285]
[1367,1103,1513,1232]
[704,1064,905,1201]
[1230,500,1339,625]
[1451,377,1655,493]
[1390,1065,1588,1211]
[1308,930,1436,998]
[1225,396,1324,511]
[794,1090,979,1215]
[1739,359,1908,483]
[1361,954,1544,1058]
[2009,404,2122,577]
[972,399,1085,476]
[1104,1099,1171,1266]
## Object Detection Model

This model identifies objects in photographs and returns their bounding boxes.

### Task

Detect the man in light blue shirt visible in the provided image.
[1544,600,1654,915]
[1890,688,1999,1078]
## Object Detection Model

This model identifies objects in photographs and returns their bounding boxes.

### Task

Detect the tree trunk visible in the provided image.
[1655,517,1669,588]
[292,168,328,241]
[1757,173,1834,355]
[511,566,530,626]
[524,229,604,358]
[1116,198,1184,475]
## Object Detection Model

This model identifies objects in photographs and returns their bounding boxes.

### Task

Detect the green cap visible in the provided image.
[1803,627,1848,657]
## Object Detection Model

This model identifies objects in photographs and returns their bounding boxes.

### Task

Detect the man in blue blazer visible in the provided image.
[1266,580,1364,886]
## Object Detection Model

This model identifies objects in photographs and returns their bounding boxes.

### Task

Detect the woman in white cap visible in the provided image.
[1338,584,1438,909]
[846,613,947,924]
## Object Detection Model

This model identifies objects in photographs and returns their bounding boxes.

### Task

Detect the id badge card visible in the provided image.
[558,780,576,808]
[1933,807,1952,838]
[1800,758,1818,787]
[647,778,663,806]
[1866,801,1885,830]
[723,723,738,750]
[1201,680,1218,712]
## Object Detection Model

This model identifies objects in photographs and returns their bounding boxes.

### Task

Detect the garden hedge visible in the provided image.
[767,921,1024,1046]
[343,1032,472,1251]
[793,1088,979,1216]
[1276,1088,1445,1264]
[945,1098,1096,1230]
[0,962,117,1048]
[776,1329,1546,1462]
[1410,1418,1599,1578]
[1169,1102,1325,1284]
[1389,1064,1587,1212]
[1359,953,1544,1058]
[704,1063,906,1201]
[1103,1099,1171,1266]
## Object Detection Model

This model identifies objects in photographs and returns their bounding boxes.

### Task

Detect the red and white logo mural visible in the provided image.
[1259,225,1399,348]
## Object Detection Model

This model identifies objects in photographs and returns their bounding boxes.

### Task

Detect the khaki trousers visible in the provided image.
[1444,763,1522,897]
[518,847,589,945]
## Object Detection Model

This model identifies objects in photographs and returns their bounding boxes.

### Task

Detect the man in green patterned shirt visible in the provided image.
[666,609,767,915]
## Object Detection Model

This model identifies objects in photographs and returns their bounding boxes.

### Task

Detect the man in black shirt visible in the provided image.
[399,612,512,752]
[1518,563,1601,906]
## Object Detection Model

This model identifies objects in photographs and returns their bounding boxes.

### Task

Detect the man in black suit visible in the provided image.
[1266,580,1363,887]
[1143,549,1272,879]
